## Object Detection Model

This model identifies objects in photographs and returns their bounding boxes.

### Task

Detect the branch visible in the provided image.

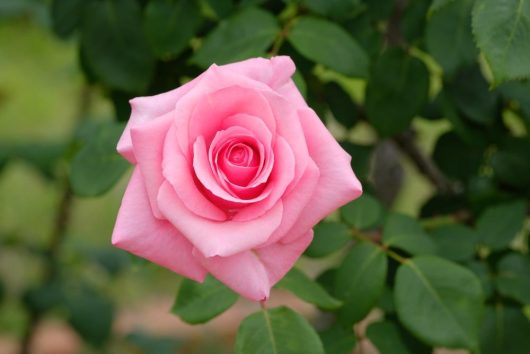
[19,86,92,354]
[393,130,457,195]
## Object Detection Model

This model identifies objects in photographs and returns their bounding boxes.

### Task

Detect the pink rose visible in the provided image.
[112,56,362,301]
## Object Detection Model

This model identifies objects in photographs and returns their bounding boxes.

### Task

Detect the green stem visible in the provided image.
[352,230,408,264]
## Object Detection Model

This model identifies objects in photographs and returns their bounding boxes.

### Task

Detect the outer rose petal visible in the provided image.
[117,73,204,163]
[157,182,284,257]
[197,230,313,301]
[221,56,295,91]
[130,111,174,219]
[112,168,207,282]
[282,108,363,243]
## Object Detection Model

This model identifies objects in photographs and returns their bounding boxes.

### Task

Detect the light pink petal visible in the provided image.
[162,125,227,221]
[197,229,313,301]
[117,74,204,163]
[129,111,174,219]
[196,249,270,301]
[222,114,273,152]
[262,158,320,246]
[256,229,314,285]
[157,182,283,257]
[220,56,296,91]
[276,79,308,110]
[260,91,310,193]
[112,168,207,282]
[282,108,362,243]
[188,86,276,145]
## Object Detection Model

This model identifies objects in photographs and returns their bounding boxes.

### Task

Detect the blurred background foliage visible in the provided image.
[0,0,529,353]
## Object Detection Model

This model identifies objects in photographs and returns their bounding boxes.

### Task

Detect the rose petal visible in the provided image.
[260,91,309,193]
[221,56,296,91]
[162,125,227,221]
[129,111,174,219]
[112,168,207,282]
[232,136,295,221]
[157,181,283,257]
[197,229,313,301]
[194,136,272,205]
[188,86,276,146]
[117,73,205,163]
[261,158,320,246]
[282,108,362,243]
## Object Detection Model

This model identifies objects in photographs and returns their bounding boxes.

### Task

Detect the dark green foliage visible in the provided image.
[365,49,430,137]
[235,307,325,354]
[276,267,342,310]
[172,275,238,324]
[6,0,529,352]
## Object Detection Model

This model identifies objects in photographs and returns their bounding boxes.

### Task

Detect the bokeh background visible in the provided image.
[1,0,529,354]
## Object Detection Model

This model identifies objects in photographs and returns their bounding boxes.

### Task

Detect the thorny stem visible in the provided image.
[19,86,92,354]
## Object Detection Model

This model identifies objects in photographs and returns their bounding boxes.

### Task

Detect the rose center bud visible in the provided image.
[219,140,260,187]
[226,143,257,167]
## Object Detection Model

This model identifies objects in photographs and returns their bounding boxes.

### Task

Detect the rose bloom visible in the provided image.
[112,56,362,301]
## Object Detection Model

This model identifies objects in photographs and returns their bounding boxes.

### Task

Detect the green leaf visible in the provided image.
[144,0,202,58]
[324,82,359,128]
[428,0,456,15]
[235,306,325,354]
[496,253,530,305]
[287,16,368,78]
[335,242,387,325]
[80,0,155,92]
[204,0,234,19]
[467,260,494,298]
[66,286,114,347]
[319,323,356,354]
[276,268,342,310]
[300,0,364,20]
[12,141,67,180]
[433,132,485,181]
[491,138,530,189]
[192,7,278,67]
[172,275,238,324]
[126,331,181,354]
[70,122,129,197]
[305,221,351,258]
[430,224,478,262]
[22,280,64,314]
[382,213,437,255]
[480,305,530,354]
[444,65,499,125]
[500,81,530,123]
[365,49,430,137]
[395,256,484,351]
[51,0,89,38]
[365,0,394,21]
[426,0,477,76]
[377,286,395,313]
[476,200,526,250]
[316,268,338,297]
[87,247,130,276]
[366,321,413,354]
[472,0,530,83]
[340,194,384,230]
[400,0,429,43]
[343,15,383,57]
